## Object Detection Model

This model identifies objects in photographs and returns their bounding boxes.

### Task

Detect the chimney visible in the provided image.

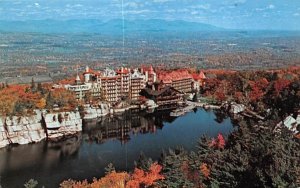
[145,71,149,82]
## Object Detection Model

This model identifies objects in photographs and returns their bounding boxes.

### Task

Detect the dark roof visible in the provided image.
[141,86,183,97]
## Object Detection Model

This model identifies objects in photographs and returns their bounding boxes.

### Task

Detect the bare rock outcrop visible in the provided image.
[0,117,10,148]
[43,111,82,140]
[229,104,245,114]
[83,103,110,120]
[0,110,84,149]
[0,110,46,148]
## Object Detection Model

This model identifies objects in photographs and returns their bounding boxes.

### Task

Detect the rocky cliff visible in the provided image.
[0,110,46,148]
[0,117,9,148]
[0,110,83,148]
[83,103,110,120]
[43,111,82,140]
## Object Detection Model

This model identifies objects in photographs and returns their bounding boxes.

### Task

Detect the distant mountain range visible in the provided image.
[0,19,224,34]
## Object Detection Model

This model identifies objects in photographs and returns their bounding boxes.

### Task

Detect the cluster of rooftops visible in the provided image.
[77,65,206,84]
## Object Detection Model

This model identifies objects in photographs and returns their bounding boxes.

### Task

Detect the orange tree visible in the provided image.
[46,88,78,111]
[60,163,164,188]
[0,84,46,115]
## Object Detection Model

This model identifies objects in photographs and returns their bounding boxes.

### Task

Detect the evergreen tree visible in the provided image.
[104,163,116,175]
[159,147,195,188]
[24,179,38,188]
[46,92,54,109]
[208,124,300,188]
[156,123,299,188]
[135,152,153,171]
[37,82,43,93]
[31,77,36,91]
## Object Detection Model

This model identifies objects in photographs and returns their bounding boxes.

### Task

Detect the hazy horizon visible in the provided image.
[0,0,300,31]
[1,19,300,34]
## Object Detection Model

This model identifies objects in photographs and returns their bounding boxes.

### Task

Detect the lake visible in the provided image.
[0,108,234,188]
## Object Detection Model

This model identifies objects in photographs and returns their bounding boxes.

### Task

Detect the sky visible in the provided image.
[0,0,300,30]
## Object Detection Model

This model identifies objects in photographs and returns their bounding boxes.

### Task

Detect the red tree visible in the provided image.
[274,79,291,96]
[210,133,225,149]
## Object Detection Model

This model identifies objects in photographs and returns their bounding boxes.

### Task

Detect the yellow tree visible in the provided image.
[60,171,129,188]
[0,95,17,115]
[36,98,46,109]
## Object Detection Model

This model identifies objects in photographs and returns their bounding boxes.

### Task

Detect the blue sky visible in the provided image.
[0,0,300,30]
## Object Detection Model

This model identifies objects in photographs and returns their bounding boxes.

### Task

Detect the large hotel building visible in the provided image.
[65,66,205,104]
[66,66,156,102]
[157,69,194,93]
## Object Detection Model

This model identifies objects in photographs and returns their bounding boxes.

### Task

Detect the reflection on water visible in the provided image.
[0,108,234,188]
[83,111,174,145]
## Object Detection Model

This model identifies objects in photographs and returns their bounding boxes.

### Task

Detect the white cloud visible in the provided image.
[125,9,152,14]
[191,4,211,10]
[177,8,189,13]
[234,0,247,4]
[152,0,171,3]
[191,11,198,15]
[293,13,300,16]
[166,9,176,13]
[268,4,275,9]
[34,3,40,7]
[256,4,275,11]
[255,8,264,11]
[125,2,139,8]
[74,4,83,8]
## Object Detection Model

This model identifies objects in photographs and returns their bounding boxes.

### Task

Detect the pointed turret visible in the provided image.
[149,65,154,73]
[199,71,206,79]
[84,66,92,83]
[85,66,90,73]
[75,74,81,84]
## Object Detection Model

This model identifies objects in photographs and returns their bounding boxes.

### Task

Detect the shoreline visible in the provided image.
[1,100,298,149]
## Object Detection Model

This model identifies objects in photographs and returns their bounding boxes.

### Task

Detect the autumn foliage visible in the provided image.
[274,79,291,96]
[209,133,226,149]
[201,66,300,117]
[60,163,164,188]
[248,78,269,102]
[0,85,44,115]
[0,82,78,116]
[127,163,164,188]
[48,88,78,110]
[200,163,210,179]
